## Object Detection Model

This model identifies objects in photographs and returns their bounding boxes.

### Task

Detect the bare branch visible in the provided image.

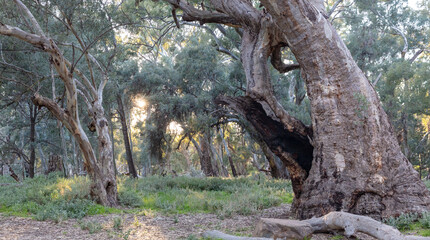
[372,72,382,86]
[172,7,180,29]
[13,0,45,36]
[62,14,96,88]
[392,26,408,59]
[31,93,73,134]
[410,49,424,63]
[327,0,343,18]
[182,22,239,61]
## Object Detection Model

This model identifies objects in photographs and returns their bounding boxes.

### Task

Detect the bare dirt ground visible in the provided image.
[0,204,375,240]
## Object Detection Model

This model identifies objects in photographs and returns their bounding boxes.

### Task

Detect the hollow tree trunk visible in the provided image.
[260,0,430,219]
[216,96,313,195]
[158,0,430,219]
[212,0,430,220]
[116,94,138,178]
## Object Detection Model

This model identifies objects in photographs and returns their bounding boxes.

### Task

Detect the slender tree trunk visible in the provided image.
[116,94,137,178]
[400,111,410,158]
[59,126,69,177]
[219,128,237,177]
[211,142,228,177]
[107,109,118,177]
[29,103,36,178]
[19,131,27,179]
[190,132,216,177]
[35,131,47,174]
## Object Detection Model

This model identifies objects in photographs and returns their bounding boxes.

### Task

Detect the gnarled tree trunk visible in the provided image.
[260,0,430,219]
[162,0,430,219]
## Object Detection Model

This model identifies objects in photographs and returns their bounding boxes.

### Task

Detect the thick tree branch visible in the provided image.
[163,0,239,26]
[208,0,261,29]
[31,94,73,133]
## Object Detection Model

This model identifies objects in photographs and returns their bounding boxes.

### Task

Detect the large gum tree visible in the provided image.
[158,0,430,219]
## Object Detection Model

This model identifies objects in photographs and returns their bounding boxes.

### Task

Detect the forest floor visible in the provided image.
[0,204,377,240]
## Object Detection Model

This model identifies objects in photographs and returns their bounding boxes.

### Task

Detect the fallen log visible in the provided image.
[203,212,430,240]
[303,212,430,240]
[202,230,271,240]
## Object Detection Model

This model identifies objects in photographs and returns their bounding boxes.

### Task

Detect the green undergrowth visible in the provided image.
[0,173,293,221]
[384,212,430,236]
[117,175,293,217]
[0,173,120,222]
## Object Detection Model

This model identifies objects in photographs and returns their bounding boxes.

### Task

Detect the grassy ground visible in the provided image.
[0,173,293,222]
[2,173,430,238]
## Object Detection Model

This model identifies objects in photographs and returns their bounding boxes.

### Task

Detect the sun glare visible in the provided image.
[131,96,148,127]
[168,121,183,134]
[134,97,147,108]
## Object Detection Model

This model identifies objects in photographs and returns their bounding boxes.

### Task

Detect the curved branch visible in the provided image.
[391,26,408,59]
[270,45,300,73]
[31,94,73,133]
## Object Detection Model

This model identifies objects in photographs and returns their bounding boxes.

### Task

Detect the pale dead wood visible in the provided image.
[203,230,271,240]
[305,212,430,240]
